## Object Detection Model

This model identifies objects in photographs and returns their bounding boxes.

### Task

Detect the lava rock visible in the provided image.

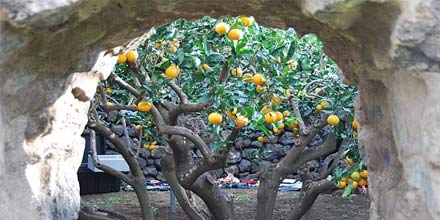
[251,141,263,148]
[137,158,147,169]
[143,166,158,177]
[238,159,252,173]
[110,124,124,136]
[227,149,242,164]
[235,139,252,149]
[224,165,239,176]
[279,132,296,145]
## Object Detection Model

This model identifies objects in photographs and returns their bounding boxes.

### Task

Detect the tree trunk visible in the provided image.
[286,179,336,220]
[255,170,284,220]
[191,174,234,220]
[161,153,211,220]
[132,179,155,220]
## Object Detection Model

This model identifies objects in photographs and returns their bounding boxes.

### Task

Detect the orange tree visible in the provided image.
[91,16,366,220]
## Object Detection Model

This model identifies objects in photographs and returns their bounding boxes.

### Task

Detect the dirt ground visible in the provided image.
[82,189,370,220]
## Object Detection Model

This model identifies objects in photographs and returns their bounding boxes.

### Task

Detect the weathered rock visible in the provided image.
[235,139,252,149]
[268,135,279,144]
[227,149,241,164]
[137,158,147,169]
[239,172,250,178]
[153,159,161,169]
[241,148,257,160]
[279,132,296,145]
[1,0,439,219]
[224,165,239,176]
[250,141,263,148]
[110,124,124,136]
[238,159,252,173]
[147,159,154,166]
[143,166,158,177]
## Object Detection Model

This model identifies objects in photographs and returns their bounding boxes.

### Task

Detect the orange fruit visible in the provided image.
[105,88,112,94]
[264,112,277,123]
[320,101,329,108]
[239,16,253,27]
[232,68,243,77]
[352,120,360,129]
[208,112,223,124]
[293,120,299,126]
[283,111,290,117]
[271,96,282,105]
[256,85,263,94]
[257,136,269,143]
[316,105,323,111]
[288,60,298,69]
[345,157,354,166]
[358,179,368,187]
[350,171,361,181]
[242,73,253,83]
[165,64,180,79]
[252,74,265,85]
[360,170,368,178]
[314,87,321,93]
[137,102,152,112]
[327,115,340,126]
[126,50,138,63]
[199,64,209,72]
[135,125,142,132]
[107,102,114,106]
[168,45,177,53]
[278,123,285,129]
[226,111,235,120]
[352,181,359,189]
[336,180,347,189]
[215,22,230,34]
[261,105,272,114]
[117,53,127,64]
[228,29,243,41]
[235,115,249,127]
[275,111,283,121]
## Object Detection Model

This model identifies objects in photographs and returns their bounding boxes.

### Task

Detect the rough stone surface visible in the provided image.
[1,0,439,220]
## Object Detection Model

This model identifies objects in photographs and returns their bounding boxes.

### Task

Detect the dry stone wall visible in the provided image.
[1,0,439,219]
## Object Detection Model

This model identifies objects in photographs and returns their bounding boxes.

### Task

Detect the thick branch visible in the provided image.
[286,179,336,220]
[168,103,209,125]
[316,142,344,180]
[109,73,141,97]
[89,130,133,184]
[168,81,188,104]
[88,122,143,178]
[289,98,307,135]
[278,115,328,173]
[158,125,212,160]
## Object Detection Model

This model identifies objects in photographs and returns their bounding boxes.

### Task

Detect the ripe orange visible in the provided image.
[360,170,368,178]
[275,111,283,121]
[135,125,142,132]
[327,115,340,126]
[350,171,361,181]
[137,102,152,112]
[215,22,230,34]
[352,120,360,129]
[261,105,272,114]
[105,88,112,94]
[264,112,277,123]
[239,16,253,27]
[226,111,235,120]
[289,60,298,69]
[165,64,180,79]
[232,68,243,77]
[320,101,329,108]
[352,181,359,189]
[169,45,177,53]
[271,96,282,105]
[336,180,347,189]
[208,112,223,124]
[199,64,209,72]
[235,115,249,127]
[358,178,368,187]
[316,104,323,111]
[293,120,299,126]
[278,123,285,129]
[228,29,243,41]
[256,85,263,94]
[242,73,253,83]
[345,156,354,166]
[126,50,138,63]
[252,74,265,85]
[117,53,127,64]
[257,136,269,143]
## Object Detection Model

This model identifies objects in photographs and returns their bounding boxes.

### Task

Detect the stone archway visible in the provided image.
[0,0,439,219]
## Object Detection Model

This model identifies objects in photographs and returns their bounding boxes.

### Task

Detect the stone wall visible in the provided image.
[1,0,439,220]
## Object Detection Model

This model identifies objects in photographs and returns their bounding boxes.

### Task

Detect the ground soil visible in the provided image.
[81,189,370,220]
